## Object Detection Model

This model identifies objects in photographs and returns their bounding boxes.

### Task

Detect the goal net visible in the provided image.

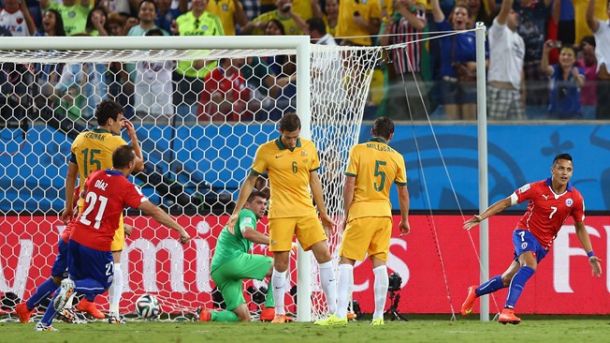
[0,36,381,321]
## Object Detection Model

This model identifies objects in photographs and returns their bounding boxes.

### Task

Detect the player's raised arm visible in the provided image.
[310,170,336,230]
[61,162,79,224]
[122,119,145,173]
[228,174,258,233]
[464,196,513,230]
[138,201,190,244]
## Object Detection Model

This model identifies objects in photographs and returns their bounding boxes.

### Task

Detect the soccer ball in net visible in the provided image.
[135,294,160,319]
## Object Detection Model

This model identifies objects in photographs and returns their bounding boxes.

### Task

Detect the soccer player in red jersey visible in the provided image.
[460,153,602,324]
[34,145,190,331]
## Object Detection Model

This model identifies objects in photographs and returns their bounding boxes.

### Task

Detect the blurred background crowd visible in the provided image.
[0,0,609,122]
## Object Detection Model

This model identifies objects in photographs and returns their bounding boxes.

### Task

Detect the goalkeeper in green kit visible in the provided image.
[200,191,276,322]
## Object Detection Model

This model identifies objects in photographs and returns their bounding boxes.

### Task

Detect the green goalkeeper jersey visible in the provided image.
[210,209,257,272]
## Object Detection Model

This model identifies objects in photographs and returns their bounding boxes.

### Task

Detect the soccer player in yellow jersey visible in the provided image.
[62,100,144,323]
[228,113,337,323]
[334,117,410,326]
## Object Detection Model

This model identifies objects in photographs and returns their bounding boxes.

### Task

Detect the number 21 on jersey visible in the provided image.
[80,191,108,229]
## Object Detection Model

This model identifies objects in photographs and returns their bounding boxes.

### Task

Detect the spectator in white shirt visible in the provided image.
[487,0,525,120]
[0,0,36,36]
[586,0,610,119]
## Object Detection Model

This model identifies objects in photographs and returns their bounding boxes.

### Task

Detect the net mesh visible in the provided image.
[0,43,382,321]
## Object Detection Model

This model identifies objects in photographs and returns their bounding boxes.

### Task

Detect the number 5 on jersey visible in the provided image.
[374,160,387,191]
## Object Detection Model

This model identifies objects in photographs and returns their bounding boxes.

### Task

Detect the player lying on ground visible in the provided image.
[200,191,278,322]
[461,153,602,324]
[35,145,189,331]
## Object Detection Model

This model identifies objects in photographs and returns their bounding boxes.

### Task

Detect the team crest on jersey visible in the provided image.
[222,4,229,11]
[301,151,307,157]
[565,198,573,207]
[518,184,530,194]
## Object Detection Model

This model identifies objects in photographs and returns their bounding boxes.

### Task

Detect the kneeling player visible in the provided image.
[200,191,275,322]
[35,145,190,331]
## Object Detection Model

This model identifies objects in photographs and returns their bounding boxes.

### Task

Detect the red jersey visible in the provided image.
[198,66,251,121]
[513,178,585,249]
[71,169,146,251]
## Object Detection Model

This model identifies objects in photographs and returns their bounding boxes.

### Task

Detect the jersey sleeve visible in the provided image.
[369,0,381,18]
[394,153,407,186]
[122,181,148,209]
[345,146,358,177]
[571,193,586,223]
[251,145,267,175]
[238,210,257,235]
[512,183,536,204]
[310,142,320,172]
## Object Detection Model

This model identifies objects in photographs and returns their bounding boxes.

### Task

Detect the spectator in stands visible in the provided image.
[574,0,608,44]
[308,16,336,45]
[134,29,175,122]
[41,0,90,36]
[33,9,66,119]
[586,0,610,119]
[577,36,597,118]
[206,0,248,35]
[106,12,127,36]
[97,0,131,18]
[173,0,224,122]
[432,0,478,120]
[467,0,495,27]
[129,0,168,36]
[243,0,305,35]
[541,42,585,119]
[335,0,381,46]
[55,35,109,120]
[323,0,339,37]
[0,0,37,36]
[242,0,260,21]
[487,0,525,120]
[85,7,109,36]
[198,58,252,122]
[379,0,428,120]
[292,0,322,21]
[156,0,186,33]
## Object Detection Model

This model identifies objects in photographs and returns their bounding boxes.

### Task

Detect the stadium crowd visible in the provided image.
[0,0,609,121]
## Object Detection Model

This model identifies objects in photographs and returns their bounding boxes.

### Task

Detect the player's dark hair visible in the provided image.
[247,190,268,203]
[96,100,124,126]
[279,113,301,132]
[307,17,326,35]
[112,145,135,169]
[581,35,596,48]
[372,116,395,140]
[553,153,573,165]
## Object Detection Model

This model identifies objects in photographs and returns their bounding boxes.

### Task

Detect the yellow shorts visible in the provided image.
[339,217,392,262]
[78,197,125,251]
[269,215,327,252]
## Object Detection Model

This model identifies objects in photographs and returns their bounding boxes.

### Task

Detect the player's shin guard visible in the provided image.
[319,261,337,315]
[265,279,275,308]
[272,269,287,315]
[108,263,123,315]
[26,278,59,310]
[505,266,535,309]
[336,264,353,319]
[373,265,389,320]
[476,275,506,297]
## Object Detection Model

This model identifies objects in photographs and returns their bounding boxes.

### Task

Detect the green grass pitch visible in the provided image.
[2,316,610,343]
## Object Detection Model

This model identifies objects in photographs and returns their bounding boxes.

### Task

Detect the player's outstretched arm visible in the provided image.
[228,174,258,233]
[397,185,410,235]
[310,170,335,230]
[464,197,512,230]
[138,201,190,244]
[575,222,603,277]
[243,227,271,245]
[61,162,79,224]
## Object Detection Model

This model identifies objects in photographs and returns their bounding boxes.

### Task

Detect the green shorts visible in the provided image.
[211,253,273,311]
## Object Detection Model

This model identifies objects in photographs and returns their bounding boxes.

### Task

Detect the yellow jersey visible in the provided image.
[70,128,127,184]
[292,0,313,21]
[345,137,406,221]
[574,0,608,43]
[251,10,303,35]
[206,0,238,36]
[251,137,319,218]
[336,0,382,46]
